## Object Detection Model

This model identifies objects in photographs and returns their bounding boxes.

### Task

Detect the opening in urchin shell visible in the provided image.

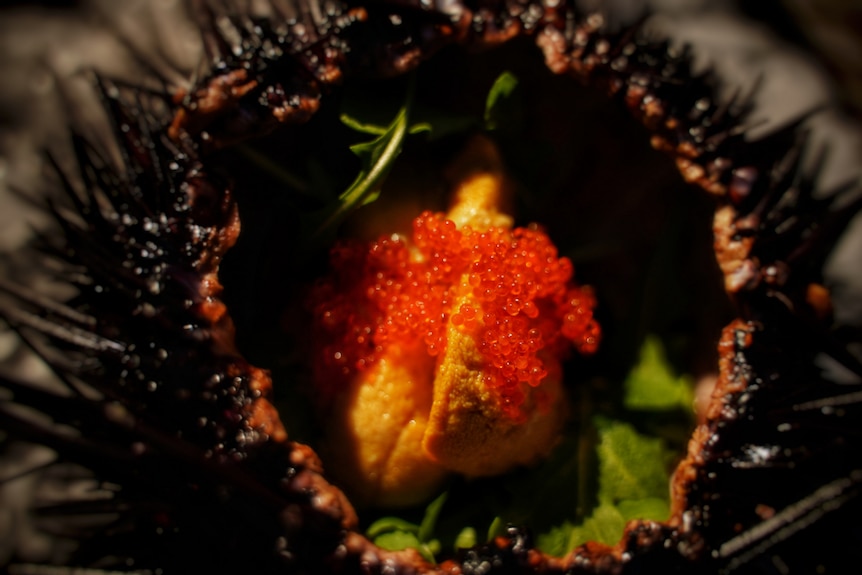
[216,38,732,558]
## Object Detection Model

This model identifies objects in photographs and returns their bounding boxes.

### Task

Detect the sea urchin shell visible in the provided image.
[1,1,861,574]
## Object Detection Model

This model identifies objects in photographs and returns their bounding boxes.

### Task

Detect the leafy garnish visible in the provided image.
[339,109,431,137]
[484,71,523,133]
[305,96,411,245]
[339,77,475,140]
[360,335,691,560]
[454,527,478,550]
[417,490,448,543]
[593,416,674,505]
[305,70,490,248]
[305,70,526,247]
[535,417,674,554]
[366,492,447,563]
[623,335,695,412]
[531,337,689,555]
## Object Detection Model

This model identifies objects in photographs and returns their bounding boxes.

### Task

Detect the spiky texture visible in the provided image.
[1,1,860,574]
[0,83,357,573]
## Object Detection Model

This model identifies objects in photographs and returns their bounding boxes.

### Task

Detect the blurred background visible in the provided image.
[1,0,860,567]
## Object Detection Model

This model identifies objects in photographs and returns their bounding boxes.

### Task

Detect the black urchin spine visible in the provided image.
[1,1,860,574]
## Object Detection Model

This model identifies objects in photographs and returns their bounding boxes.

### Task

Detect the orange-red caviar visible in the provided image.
[311,210,600,419]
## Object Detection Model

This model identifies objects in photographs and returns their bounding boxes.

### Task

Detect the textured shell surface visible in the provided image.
[0,1,861,574]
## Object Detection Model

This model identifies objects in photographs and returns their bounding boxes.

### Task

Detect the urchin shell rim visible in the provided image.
[1,1,860,573]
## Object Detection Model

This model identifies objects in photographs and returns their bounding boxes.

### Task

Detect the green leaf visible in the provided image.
[365,491,447,561]
[553,498,671,551]
[623,335,695,412]
[617,497,670,522]
[417,491,448,543]
[567,504,626,548]
[374,530,422,552]
[594,416,671,505]
[454,527,477,550]
[487,515,505,541]
[484,71,522,132]
[535,522,578,558]
[304,95,411,245]
[339,112,391,136]
[339,78,472,140]
[366,516,420,540]
[532,417,676,556]
[338,77,410,136]
[419,540,441,564]
[340,112,435,137]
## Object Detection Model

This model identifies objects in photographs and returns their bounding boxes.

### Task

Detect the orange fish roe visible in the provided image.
[311,210,600,418]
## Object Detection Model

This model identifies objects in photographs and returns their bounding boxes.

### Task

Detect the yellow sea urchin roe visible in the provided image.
[423,282,569,477]
[321,340,449,507]
[310,137,600,506]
